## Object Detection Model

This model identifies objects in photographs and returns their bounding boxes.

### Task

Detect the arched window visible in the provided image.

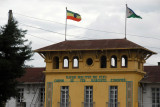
[53,56,59,69]
[100,56,106,68]
[63,56,69,68]
[121,55,128,67]
[73,56,79,68]
[111,55,117,68]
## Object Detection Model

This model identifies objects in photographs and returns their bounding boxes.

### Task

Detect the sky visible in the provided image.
[0,0,160,67]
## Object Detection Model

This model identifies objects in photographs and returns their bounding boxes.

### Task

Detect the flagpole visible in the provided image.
[65,7,67,41]
[125,4,127,39]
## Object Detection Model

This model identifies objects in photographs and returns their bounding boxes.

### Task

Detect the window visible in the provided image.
[17,88,25,107]
[84,86,93,107]
[111,55,117,68]
[100,56,107,68]
[63,57,69,68]
[61,86,69,107]
[40,88,45,107]
[152,88,160,107]
[53,57,59,69]
[73,56,79,68]
[121,55,127,67]
[109,86,118,107]
[86,58,93,66]
[17,88,24,103]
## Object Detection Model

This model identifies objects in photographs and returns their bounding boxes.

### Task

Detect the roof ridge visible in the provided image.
[64,38,126,42]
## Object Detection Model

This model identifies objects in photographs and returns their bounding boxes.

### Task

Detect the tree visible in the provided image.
[0,17,33,106]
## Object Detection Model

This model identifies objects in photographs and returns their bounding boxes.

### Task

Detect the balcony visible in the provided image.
[106,102,120,107]
[57,102,71,107]
[81,102,95,107]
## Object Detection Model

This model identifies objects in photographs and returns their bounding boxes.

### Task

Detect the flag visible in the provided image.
[67,10,81,22]
[126,6,142,19]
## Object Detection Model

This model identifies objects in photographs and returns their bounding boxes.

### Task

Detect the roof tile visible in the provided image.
[17,68,45,83]
[141,66,160,83]
[35,39,153,52]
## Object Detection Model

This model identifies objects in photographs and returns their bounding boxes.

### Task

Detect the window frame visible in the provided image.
[63,56,69,69]
[17,88,24,103]
[84,86,93,107]
[111,55,117,68]
[121,55,128,68]
[109,86,118,107]
[60,86,69,107]
[152,88,160,107]
[72,56,79,68]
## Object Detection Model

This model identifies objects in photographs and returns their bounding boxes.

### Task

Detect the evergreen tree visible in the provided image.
[0,18,33,106]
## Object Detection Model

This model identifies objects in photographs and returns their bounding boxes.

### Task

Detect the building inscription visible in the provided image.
[54,76,126,83]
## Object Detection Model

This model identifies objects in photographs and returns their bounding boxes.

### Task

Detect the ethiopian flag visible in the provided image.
[126,6,142,19]
[67,10,81,22]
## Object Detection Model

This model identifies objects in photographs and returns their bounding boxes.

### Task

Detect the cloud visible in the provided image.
[1,0,160,66]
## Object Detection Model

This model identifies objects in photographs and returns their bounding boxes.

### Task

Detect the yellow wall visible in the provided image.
[43,49,146,107]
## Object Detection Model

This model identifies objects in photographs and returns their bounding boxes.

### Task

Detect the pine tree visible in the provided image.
[0,18,33,106]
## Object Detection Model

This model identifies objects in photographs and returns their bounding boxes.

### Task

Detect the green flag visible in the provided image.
[126,6,142,19]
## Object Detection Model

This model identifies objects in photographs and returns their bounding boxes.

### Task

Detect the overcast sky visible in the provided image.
[0,0,160,67]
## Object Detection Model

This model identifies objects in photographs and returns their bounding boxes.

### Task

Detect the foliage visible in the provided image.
[0,18,33,106]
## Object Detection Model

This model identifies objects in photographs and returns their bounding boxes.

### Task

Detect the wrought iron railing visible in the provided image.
[81,102,95,107]
[57,102,71,107]
[106,102,120,107]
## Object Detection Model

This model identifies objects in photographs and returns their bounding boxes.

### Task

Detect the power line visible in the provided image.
[19,23,92,40]
[26,33,160,54]
[127,34,160,41]
[15,13,160,52]
[14,12,160,41]
[14,12,64,25]
[27,33,54,43]
[20,22,160,43]
[22,23,160,52]
[19,23,65,36]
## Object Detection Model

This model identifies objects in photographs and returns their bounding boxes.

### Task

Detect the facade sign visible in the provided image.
[54,75,126,83]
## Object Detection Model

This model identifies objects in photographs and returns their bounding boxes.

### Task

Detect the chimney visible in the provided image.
[8,10,13,24]
[158,62,160,66]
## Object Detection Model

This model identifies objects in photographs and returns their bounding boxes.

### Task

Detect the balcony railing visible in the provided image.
[106,102,120,107]
[57,102,71,107]
[81,102,95,107]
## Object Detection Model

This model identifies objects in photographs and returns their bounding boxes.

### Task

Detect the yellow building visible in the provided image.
[35,39,155,107]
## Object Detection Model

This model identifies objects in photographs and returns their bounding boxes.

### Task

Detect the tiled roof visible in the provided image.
[35,39,155,54]
[141,66,160,83]
[17,68,45,83]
